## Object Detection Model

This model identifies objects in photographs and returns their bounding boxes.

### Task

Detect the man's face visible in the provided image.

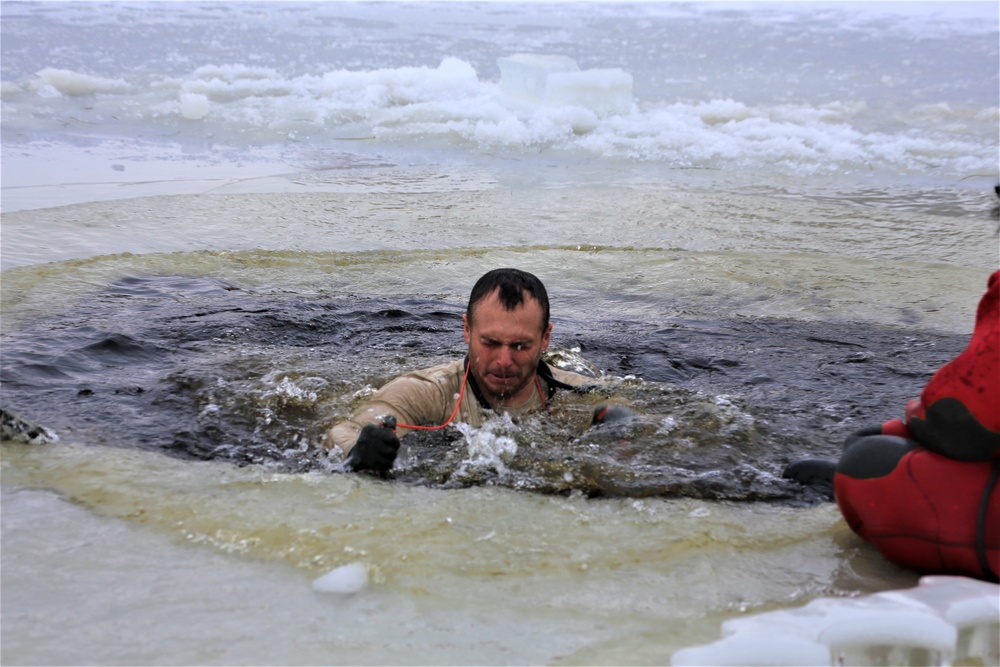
[463,289,552,407]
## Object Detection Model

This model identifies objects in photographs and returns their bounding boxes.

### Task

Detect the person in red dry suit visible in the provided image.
[784,270,999,582]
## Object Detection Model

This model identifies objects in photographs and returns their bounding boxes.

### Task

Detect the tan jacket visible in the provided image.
[325,358,596,454]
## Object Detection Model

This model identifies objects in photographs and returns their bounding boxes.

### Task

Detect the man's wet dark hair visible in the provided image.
[467,268,550,331]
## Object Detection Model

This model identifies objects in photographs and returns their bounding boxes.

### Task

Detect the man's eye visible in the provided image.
[481,339,529,351]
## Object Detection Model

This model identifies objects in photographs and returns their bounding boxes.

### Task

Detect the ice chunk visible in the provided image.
[31,68,129,96]
[179,93,210,120]
[498,54,579,103]
[892,575,1000,665]
[311,562,368,594]
[816,606,957,648]
[544,69,633,117]
[672,575,999,666]
[498,53,633,118]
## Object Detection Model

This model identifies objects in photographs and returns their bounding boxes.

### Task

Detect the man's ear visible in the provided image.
[541,322,552,350]
[463,313,471,344]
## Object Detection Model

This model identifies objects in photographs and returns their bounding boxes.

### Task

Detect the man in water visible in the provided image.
[325,268,628,473]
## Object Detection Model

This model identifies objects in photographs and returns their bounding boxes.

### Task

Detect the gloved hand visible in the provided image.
[784,424,882,488]
[781,425,879,495]
[782,458,836,490]
[591,404,637,426]
[783,424,921,498]
[345,416,400,473]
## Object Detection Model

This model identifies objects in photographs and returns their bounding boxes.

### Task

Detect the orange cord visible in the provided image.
[394,361,471,431]
[393,363,546,431]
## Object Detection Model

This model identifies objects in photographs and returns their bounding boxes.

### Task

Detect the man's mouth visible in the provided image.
[487,371,516,386]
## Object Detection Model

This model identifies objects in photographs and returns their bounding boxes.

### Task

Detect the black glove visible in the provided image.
[345,418,400,473]
[782,458,836,490]
[591,404,636,426]
[783,425,882,491]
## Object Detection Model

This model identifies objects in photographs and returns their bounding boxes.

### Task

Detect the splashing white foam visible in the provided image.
[454,414,519,476]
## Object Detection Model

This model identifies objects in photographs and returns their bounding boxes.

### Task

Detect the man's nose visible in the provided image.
[496,346,515,367]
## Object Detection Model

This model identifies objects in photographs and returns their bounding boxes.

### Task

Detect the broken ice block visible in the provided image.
[670,575,1000,667]
[498,54,633,117]
[498,54,579,103]
[544,69,633,117]
[312,562,368,594]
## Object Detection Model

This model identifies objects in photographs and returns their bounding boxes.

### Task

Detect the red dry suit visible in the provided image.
[834,270,1000,581]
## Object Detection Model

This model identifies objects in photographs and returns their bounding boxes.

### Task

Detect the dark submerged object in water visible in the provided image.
[0,275,965,504]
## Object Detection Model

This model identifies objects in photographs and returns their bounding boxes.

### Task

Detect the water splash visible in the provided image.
[453,414,519,478]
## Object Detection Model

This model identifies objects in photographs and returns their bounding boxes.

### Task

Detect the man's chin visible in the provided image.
[485,383,514,398]
[483,378,526,403]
